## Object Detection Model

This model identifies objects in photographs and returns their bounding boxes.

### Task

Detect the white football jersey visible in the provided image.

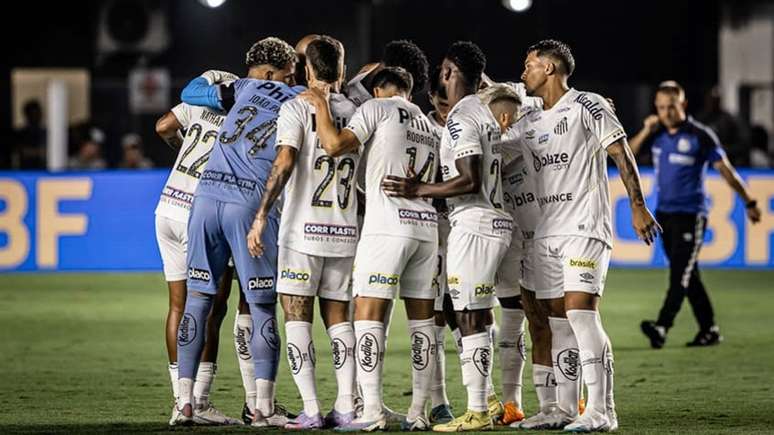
[441,94,512,240]
[512,88,626,246]
[345,96,439,242]
[155,103,225,223]
[501,153,540,241]
[275,93,360,257]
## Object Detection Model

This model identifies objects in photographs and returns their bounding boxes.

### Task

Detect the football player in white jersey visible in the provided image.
[424,66,456,425]
[344,40,430,107]
[299,67,439,432]
[248,36,360,430]
[154,70,242,426]
[509,39,660,432]
[383,42,522,432]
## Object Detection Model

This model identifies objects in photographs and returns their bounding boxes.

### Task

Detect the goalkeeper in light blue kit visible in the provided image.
[175,37,304,427]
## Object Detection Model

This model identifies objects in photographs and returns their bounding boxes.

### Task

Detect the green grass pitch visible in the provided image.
[1,269,773,434]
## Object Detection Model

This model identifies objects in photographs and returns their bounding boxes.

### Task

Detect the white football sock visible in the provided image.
[178,378,194,410]
[430,324,450,408]
[484,323,496,399]
[451,328,463,355]
[327,322,356,414]
[168,362,179,400]
[549,316,580,418]
[500,308,526,408]
[532,364,557,412]
[286,321,320,416]
[460,332,491,412]
[255,379,275,418]
[566,310,613,416]
[234,313,257,410]
[407,318,436,420]
[354,320,385,420]
[193,362,215,407]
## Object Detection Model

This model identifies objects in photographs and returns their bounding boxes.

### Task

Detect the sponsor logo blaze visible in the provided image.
[248,276,274,290]
[358,332,379,372]
[235,325,252,360]
[410,331,432,370]
[332,337,347,369]
[557,348,580,381]
[178,313,197,346]
[531,150,570,173]
[287,343,303,375]
[472,347,491,376]
[280,269,310,282]
[261,318,279,350]
[188,267,211,282]
[369,273,399,287]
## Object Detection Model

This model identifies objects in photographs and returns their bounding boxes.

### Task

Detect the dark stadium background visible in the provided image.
[0,0,724,167]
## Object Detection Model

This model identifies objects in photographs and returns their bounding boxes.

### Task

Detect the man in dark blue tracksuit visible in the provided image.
[629,81,761,348]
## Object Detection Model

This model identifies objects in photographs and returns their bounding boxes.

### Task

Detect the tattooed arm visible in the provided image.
[607,139,662,245]
[155,111,184,150]
[247,145,297,257]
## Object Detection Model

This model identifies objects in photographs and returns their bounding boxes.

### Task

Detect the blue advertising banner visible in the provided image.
[1,169,773,271]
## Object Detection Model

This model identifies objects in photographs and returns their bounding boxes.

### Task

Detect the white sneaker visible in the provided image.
[401,414,430,431]
[174,403,194,426]
[563,408,613,432]
[519,407,575,430]
[251,409,291,428]
[168,403,181,426]
[193,402,242,425]
[607,408,619,432]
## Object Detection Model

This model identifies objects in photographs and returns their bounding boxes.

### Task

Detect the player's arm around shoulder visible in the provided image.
[155,109,184,150]
[299,88,362,157]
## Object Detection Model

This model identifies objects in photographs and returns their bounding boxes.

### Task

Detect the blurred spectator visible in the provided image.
[68,128,107,170]
[118,133,153,169]
[698,86,749,166]
[13,100,47,169]
[749,125,771,169]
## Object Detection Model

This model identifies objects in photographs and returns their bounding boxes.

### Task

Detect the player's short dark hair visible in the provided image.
[656,80,685,100]
[305,36,343,83]
[527,39,575,76]
[383,40,429,94]
[372,66,413,94]
[245,37,297,69]
[445,41,487,87]
[428,65,442,95]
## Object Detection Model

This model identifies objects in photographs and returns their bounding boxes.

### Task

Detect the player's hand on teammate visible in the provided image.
[382,166,421,198]
[643,114,660,133]
[200,69,239,85]
[247,216,268,257]
[632,205,662,245]
[299,87,330,110]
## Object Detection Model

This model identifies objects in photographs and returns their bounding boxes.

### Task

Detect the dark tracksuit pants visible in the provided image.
[655,211,716,331]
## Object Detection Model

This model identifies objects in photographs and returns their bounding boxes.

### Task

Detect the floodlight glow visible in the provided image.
[200,0,227,8]
[503,0,532,13]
